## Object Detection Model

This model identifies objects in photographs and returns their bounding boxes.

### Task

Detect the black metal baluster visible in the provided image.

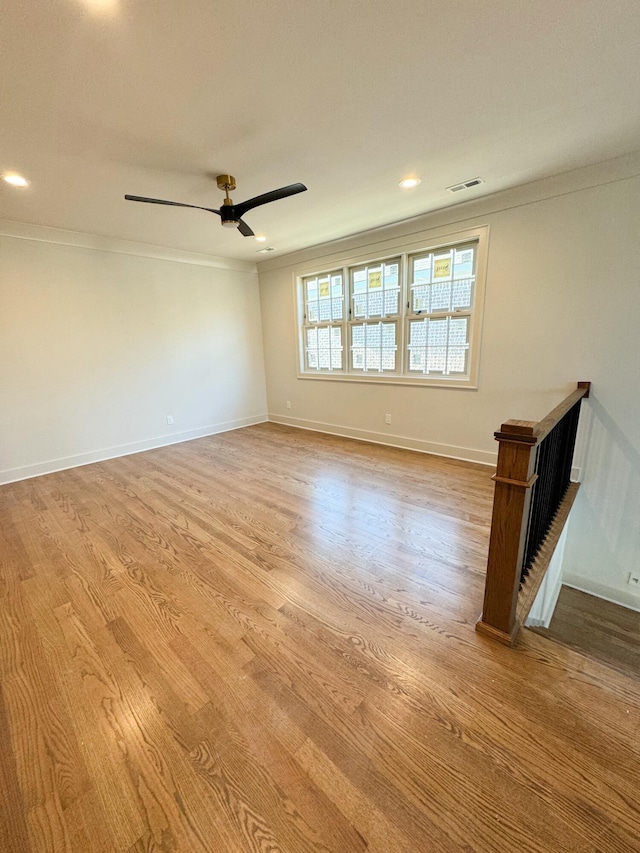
[520,401,584,586]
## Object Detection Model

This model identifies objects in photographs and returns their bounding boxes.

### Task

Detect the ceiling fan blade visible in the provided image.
[234,183,307,218]
[124,195,220,215]
[237,219,255,237]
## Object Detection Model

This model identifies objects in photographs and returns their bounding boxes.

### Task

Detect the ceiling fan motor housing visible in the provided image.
[219,203,239,227]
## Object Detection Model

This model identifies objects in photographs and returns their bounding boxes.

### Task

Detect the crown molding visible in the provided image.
[257,149,640,274]
[0,218,257,273]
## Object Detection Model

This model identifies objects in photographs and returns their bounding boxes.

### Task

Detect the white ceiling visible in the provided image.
[2,0,640,262]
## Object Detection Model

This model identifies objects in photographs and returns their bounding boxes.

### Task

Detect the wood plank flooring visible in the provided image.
[535,585,640,678]
[1,422,639,852]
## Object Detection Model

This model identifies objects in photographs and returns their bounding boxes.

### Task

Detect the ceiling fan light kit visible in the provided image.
[124,174,307,238]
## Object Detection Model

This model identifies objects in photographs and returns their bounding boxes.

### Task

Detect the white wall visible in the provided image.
[562,399,640,612]
[258,152,640,611]
[0,226,268,483]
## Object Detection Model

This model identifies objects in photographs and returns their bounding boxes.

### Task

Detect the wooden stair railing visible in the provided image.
[476,382,591,646]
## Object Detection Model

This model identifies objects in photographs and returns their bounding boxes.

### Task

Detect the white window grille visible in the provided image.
[302,270,345,372]
[406,243,475,376]
[351,322,398,372]
[296,228,486,387]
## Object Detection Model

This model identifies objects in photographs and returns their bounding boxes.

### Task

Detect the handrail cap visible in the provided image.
[494,383,591,445]
[494,419,537,443]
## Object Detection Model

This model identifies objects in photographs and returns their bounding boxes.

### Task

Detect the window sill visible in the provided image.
[297,372,478,389]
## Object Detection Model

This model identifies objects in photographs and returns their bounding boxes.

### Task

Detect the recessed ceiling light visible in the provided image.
[255,235,267,242]
[399,177,421,189]
[3,173,29,187]
[83,0,119,13]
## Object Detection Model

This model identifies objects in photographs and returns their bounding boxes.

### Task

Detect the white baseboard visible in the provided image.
[268,413,497,467]
[0,415,268,485]
[562,575,640,614]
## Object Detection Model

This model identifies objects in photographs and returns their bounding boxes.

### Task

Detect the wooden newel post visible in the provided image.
[476,420,539,645]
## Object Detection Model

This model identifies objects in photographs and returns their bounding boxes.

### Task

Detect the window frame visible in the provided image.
[301,269,346,372]
[295,225,488,389]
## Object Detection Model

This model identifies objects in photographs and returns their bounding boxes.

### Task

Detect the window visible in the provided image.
[350,258,400,373]
[297,227,487,387]
[302,271,345,371]
[406,244,474,377]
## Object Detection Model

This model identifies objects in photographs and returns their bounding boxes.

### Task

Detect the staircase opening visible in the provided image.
[476,382,591,646]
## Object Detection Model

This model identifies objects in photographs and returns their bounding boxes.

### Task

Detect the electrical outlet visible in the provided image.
[286,401,291,409]
[628,572,640,588]
[384,414,392,425]
[166,415,174,425]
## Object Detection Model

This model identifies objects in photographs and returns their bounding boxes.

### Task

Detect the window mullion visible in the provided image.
[398,254,408,375]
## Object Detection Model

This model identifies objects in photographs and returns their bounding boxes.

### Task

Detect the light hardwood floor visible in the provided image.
[1,423,639,852]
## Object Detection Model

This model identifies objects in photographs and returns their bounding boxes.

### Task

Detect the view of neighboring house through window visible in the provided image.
[407,244,475,377]
[303,271,344,370]
[297,227,487,387]
[350,258,400,372]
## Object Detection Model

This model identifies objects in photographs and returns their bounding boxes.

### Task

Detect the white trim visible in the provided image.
[562,576,640,614]
[0,218,257,273]
[268,414,497,466]
[0,415,268,485]
[525,577,563,628]
[294,372,480,389]
[291,225,488,285]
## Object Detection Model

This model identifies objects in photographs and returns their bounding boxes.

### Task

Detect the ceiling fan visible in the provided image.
[124,174,307,237]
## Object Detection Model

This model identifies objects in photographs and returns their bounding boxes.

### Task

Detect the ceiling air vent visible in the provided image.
[447,177,484,193]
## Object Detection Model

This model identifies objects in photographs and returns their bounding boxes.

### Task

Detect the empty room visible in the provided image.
[1,1,639,851]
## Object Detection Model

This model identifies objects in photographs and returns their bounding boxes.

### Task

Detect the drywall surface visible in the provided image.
[0,230,267,482]
[562,397,640,612]
[258,153,640,609]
